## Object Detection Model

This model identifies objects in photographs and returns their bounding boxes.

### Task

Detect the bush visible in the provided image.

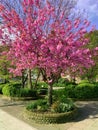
[18,88,37,97]
[0,83,5,94]
[53,89,66,101]
[51,97,75,113]
[2,83,18,97]
[64,84,76,98]
[2,83,37,98]
[79,79,89,84]
[26,100,48,112]
[74,83,96,99]
[53,82,98,99]
[26,98,75,113]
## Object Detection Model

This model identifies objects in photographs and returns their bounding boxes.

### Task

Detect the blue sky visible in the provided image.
[77,0,98,29]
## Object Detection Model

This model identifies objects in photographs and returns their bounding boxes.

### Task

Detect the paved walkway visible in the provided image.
[67,101,98,130]
[0,109,37,130]
[0,96,98,130]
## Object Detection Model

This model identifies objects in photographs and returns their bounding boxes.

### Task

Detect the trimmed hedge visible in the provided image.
[24,107,77,124]
[2,83,37,98]
[54,82,98,99]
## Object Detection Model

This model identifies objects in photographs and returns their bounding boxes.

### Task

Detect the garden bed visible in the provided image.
[24,107,78,124]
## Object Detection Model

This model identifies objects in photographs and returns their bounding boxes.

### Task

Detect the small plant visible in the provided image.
[51,97,75,113]
[26,102,37,111]
[26,99,49,112]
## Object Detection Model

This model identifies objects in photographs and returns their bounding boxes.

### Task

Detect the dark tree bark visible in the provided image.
[34,70,40,89]
[48,83,53,106]
[28,69,32,89]
[21,71,25,88]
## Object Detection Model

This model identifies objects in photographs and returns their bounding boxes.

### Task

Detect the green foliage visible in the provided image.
[33,82,48,88]
[0,83,5,94]
[0,45,11,82]
[79,79,89,84]
[53,89,67,101]
[51,97,75,113]
[33,82,48,95]
[83,30,98,82]
[2,82,37,97]
[74,83,95,99]
[53,78,76,87]
[18,88,37,97]
[53,84,76,100]
[26,102,38,111]
[64,84,76,98]
[2,83,18,97]
[53,82,66,87]
[26,97,75,113]
[53,81,98,99]
[37,88,48,95]
[26,100,48,112]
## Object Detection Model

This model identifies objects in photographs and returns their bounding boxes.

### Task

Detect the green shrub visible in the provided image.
[0,83,5,94]
[74,83,96,99]
[2,83,37,97]
[53,82,66,87]
[2,83,17,97]
[18,88,37,97]
[26,102,37,111]
[79,79,89,84]
[54,82,98,99]
[26,100,48,112]
[64,84,76,98]
[53,89,66,101]
[51,97,75,113]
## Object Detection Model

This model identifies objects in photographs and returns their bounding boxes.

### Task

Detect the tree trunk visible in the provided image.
[34,70,40,89]
[21,71,25,88]
[48,84,53,106]
[28,69,32,89]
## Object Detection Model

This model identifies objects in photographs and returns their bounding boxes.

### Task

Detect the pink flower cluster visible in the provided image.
[0,0,96,77]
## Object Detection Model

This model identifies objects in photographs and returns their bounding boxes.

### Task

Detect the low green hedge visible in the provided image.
[2,83,37,98]
[24,107,77,124]
[54,82,98,99]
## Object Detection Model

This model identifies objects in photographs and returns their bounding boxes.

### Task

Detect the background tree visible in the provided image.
[81,30,98,82]
[0,45,10,83]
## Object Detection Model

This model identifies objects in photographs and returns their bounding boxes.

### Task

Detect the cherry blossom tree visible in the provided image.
[0,0,96,106]
[0,0,78,89]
